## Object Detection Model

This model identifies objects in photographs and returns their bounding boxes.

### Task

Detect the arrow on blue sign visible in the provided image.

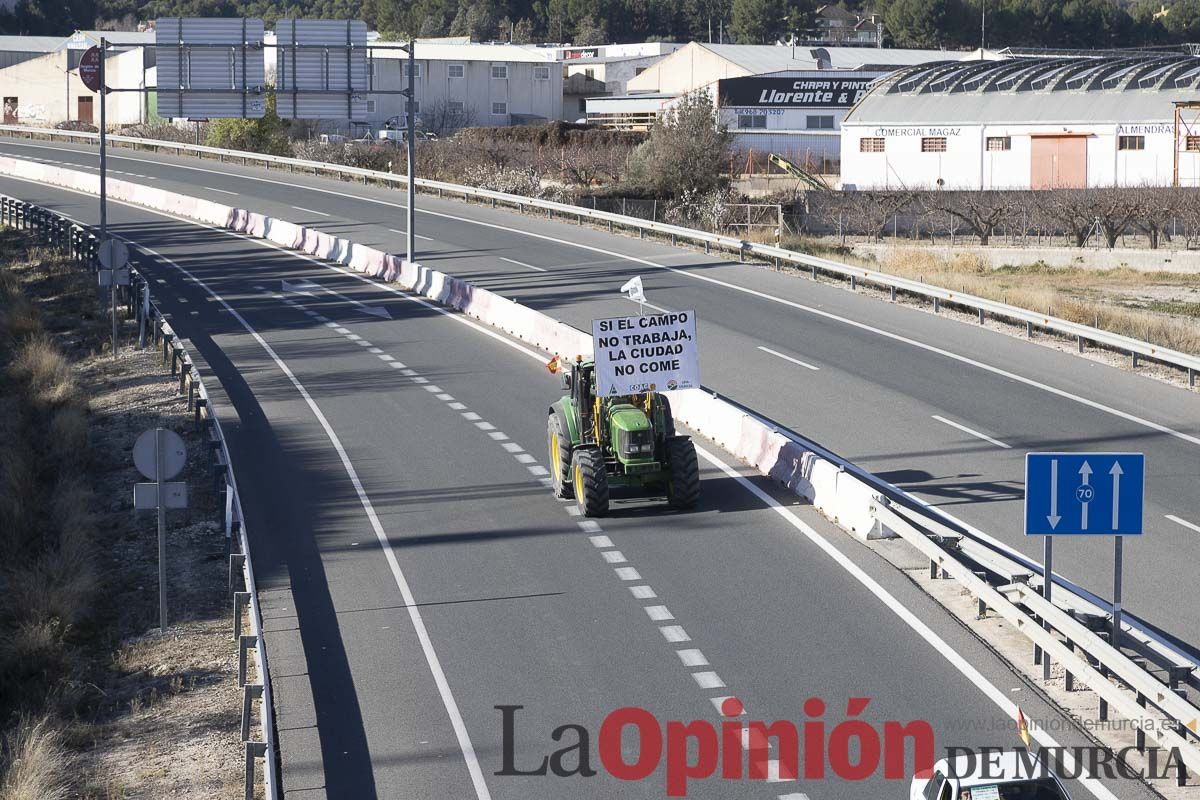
[1024,452,1145,536]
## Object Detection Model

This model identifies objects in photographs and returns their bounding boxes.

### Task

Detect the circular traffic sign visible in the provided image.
[78,46,103,93]
[98,239,129,270]
[133,428,187,481]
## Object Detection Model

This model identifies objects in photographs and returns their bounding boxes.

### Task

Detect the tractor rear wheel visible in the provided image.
[548,413,573,499]
[572,447,609,517]
[665,437,700,510]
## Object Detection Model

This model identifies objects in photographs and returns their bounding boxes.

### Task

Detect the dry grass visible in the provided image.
[8,337,80,408]
[0,717,76,800]
[0,234,97,755]
[867,248,1200,355]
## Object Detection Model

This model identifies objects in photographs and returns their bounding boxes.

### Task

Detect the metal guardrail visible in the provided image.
[1,123,1198,386]
[707,384,1200,752]
[0,194,279,800]
[875,499,1200,784]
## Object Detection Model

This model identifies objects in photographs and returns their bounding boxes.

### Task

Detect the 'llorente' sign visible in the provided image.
[718,76,873,108]
[592,311,700,396]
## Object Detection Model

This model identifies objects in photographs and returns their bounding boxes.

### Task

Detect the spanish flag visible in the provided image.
[1017,707,1032,747]
[546,355,561,374]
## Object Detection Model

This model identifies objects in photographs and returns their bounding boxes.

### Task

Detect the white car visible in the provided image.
[911,752,1072,800]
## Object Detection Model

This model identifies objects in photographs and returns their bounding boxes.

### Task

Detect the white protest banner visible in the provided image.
[592,310,699,395]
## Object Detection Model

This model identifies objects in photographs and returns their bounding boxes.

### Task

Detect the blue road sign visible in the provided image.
[1024,452,1145,536]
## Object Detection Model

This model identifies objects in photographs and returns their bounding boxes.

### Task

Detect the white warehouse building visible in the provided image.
[840,55,1200,190]
[365,41,562,134]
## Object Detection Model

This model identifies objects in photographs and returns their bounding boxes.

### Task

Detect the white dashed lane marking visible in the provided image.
[660,625,690,643]
[645,605,674,621]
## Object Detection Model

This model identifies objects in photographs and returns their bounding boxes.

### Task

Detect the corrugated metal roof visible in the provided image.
[372,41,557,63]
[0,36,64,53]
[698,43,953,73]
[843,56,1200,125]
[71,30,156,46]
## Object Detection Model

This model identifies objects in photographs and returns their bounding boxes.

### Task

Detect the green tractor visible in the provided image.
[547,358,700,517]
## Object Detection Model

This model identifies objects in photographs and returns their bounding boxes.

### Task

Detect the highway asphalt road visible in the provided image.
[4,137,1192,650]
[0,172,1156,800]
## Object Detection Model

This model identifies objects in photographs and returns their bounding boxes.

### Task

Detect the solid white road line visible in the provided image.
[291,205,330,217]
[133,245,493,800]
[1166,514,1200,534]
[499,256,547,272]
[932,414,1012,450]
[757,345,820,371]
[692,443,1118,800]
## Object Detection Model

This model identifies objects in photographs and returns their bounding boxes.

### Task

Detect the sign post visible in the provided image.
[133,427,188,634]
[80,43,115,355]
[591,310,700,396]
[1024,452,1145,661]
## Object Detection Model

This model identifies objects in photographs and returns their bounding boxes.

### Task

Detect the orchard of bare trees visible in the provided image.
[806,187,1200,250]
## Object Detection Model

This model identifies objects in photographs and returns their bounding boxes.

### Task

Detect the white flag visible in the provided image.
[620,275,646,303]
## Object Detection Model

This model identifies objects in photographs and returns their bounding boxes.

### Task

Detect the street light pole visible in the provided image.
[100,37,115,358]
[981,0,987,57]
[406,39,416,267]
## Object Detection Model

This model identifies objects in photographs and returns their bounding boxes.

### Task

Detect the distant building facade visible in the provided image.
[0,31,156,126]
[588,42,954,170]
[813,5,882,46]
[364,41,563,135]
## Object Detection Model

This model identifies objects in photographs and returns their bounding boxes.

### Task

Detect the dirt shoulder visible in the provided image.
[0,229,243,800]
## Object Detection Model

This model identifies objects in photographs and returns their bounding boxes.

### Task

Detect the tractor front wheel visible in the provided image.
[665,437,700,510]
[548,413,573,499]
[572,447,609,517]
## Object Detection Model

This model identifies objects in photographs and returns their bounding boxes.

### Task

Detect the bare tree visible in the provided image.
[1131,186,1182,250]
[1089,187,1144,249]
[1175,187,1200,247]
[842,191,915,242]
[421,100,477,137]
[1033,189,1096,248]
[920,190,1018,246]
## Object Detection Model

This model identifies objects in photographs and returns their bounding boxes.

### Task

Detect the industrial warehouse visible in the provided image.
[839,55,1200,190]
